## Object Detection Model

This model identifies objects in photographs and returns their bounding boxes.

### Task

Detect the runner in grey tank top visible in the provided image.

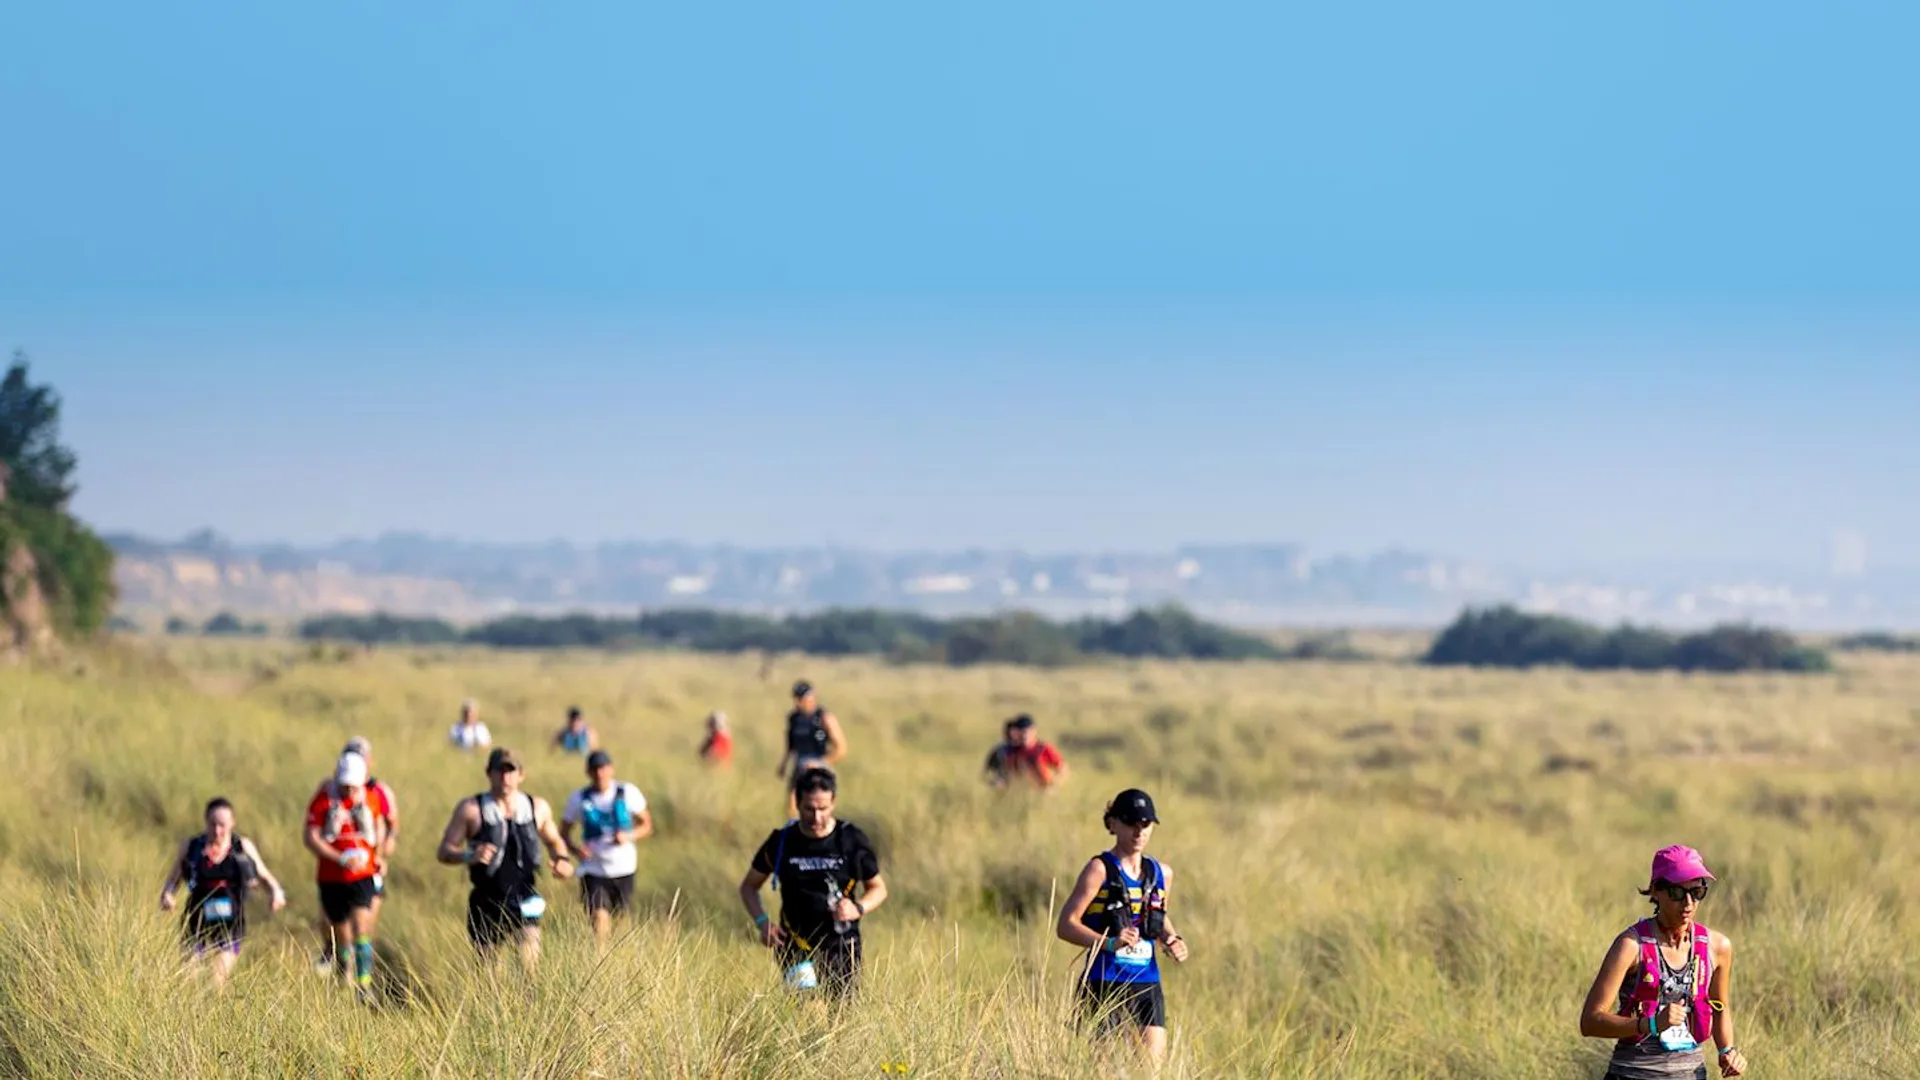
[1578,845,1749,1079]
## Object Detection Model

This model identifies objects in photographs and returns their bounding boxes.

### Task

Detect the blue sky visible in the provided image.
[3,2,1915,569]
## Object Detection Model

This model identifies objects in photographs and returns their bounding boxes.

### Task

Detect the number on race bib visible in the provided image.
[202,897,235,921]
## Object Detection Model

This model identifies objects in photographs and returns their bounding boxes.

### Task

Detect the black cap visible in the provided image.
[1008,713,1035,729]
[1107,788,1158,825]
[792,680,813,697]
[585,749,613,770]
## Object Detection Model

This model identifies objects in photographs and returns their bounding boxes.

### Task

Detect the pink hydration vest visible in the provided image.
[1626,918,1713,1045]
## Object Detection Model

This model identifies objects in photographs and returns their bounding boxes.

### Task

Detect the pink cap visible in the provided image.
[1650,844,1715,884]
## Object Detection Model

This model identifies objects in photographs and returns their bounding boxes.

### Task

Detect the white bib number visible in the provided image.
[784,959,819,991]
[518,894,547,920]
[1113,939,1154,966]
[201,897,235,921]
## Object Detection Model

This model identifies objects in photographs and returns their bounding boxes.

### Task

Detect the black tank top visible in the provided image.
[787,707,830,758]
[184,834,252,916]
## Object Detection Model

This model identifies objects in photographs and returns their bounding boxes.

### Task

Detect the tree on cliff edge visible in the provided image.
[0,350,115,640]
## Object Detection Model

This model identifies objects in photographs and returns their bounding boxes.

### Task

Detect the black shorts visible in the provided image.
[467,889,542,951]
[1080,979,1167,1033]
[580,873,634,916]
[318,879,379,924]
[777,931,862,998]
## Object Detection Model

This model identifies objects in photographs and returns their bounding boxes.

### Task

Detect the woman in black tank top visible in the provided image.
[158,797,288,988]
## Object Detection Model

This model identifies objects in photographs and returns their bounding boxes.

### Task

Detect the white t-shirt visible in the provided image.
[449,721,492,749]
[562,782,647,879]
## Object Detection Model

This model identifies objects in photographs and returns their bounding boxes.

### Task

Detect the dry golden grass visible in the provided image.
[1,638,1916,1078]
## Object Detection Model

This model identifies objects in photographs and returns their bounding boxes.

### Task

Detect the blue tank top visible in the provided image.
[560,728,591,753]
[1082,855,1163,984]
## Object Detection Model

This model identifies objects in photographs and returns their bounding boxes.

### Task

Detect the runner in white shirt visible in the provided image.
[560,750,653,945]
[449,699,492,750]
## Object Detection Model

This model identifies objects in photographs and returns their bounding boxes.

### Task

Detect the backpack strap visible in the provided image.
[770,822,795,892]
[1689,923,1714,1042]
[1630,919,1661,1022]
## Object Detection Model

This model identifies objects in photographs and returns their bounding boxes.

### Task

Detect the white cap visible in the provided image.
[335,751,370,786]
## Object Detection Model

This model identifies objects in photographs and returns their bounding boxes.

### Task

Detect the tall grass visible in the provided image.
[1,640,1916,1077]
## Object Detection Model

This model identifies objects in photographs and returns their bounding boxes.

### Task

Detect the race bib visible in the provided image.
[1657,1024,1698,1053]
[1113,939,1154,967]
[201,897,235,921]
[518,894,547,921]
[784,959,818,991]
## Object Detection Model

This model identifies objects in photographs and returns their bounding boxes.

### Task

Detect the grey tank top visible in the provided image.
[1606,932,1709,1079]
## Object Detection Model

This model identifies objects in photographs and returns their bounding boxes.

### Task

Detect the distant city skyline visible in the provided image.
[6,3,1916,570]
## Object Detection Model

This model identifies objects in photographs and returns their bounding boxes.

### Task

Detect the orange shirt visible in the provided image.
[306,785,381,883]
[1010,741,1065,785]
[700,729,733,764]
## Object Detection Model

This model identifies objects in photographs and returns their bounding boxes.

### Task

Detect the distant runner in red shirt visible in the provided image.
[304,751,384,1000]
[985,714,1068,789]
[700,711,733,766]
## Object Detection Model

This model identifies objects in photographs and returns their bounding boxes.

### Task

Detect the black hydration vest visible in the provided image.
[787,707,830,758]
[468,791,545,889]
[1079,853,1166,939]
[184,833,255,910]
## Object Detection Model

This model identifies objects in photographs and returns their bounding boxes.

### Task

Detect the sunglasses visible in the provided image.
[1660,883,1711,903]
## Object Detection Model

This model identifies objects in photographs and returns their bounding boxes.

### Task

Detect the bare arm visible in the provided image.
[626,807,654,844]
[823,712,848,763]
[844,873,887,920]
[1055,858,1113,951]
[158,837,191,908]
[739,866,772,921]
[1710,931,1744,1074]
[435,799,479,864]
[239,837,288,910]
[534,798,575,877]
[1579,933,1648,1040]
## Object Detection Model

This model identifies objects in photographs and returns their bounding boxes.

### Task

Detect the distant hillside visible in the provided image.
[103,529,1920,631]
[105,531,1504,628]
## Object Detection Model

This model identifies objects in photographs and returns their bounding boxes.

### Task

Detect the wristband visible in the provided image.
[753,913,770,927]
[1718,1046,1736,1057]
[853,899,865,917]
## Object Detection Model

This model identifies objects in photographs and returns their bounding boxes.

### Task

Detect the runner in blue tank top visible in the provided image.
[1055,788,1190,1067]
[552,706,598,756]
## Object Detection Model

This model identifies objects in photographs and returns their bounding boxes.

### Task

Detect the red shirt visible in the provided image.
[701,729,733,764]
[1010,741,1065,784]
[306,785,382,883]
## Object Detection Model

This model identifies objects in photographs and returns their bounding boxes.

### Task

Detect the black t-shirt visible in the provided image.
[750,821,879,945]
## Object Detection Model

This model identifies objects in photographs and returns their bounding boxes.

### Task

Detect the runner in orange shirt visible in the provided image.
[311,737,398,975]
[699,711,733,765]
[303,750,384,1000]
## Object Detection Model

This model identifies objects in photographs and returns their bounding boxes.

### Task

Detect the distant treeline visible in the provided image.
[1423,605,1832,673]
[1832,631,1920,653]
[295,604,1352,666]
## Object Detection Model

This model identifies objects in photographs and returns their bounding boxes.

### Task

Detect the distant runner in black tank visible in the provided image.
[738,767,887,1001]
[775,680,847,818]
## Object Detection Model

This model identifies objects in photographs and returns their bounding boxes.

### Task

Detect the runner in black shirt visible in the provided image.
[738,767,887,1000]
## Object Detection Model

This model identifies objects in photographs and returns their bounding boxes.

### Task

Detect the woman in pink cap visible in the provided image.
[1579,844,1746,1078]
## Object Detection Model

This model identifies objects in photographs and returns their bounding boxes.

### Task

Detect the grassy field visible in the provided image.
[1,637,1916,1078]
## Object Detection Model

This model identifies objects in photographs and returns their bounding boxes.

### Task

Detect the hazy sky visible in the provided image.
[4,2,1916,569]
